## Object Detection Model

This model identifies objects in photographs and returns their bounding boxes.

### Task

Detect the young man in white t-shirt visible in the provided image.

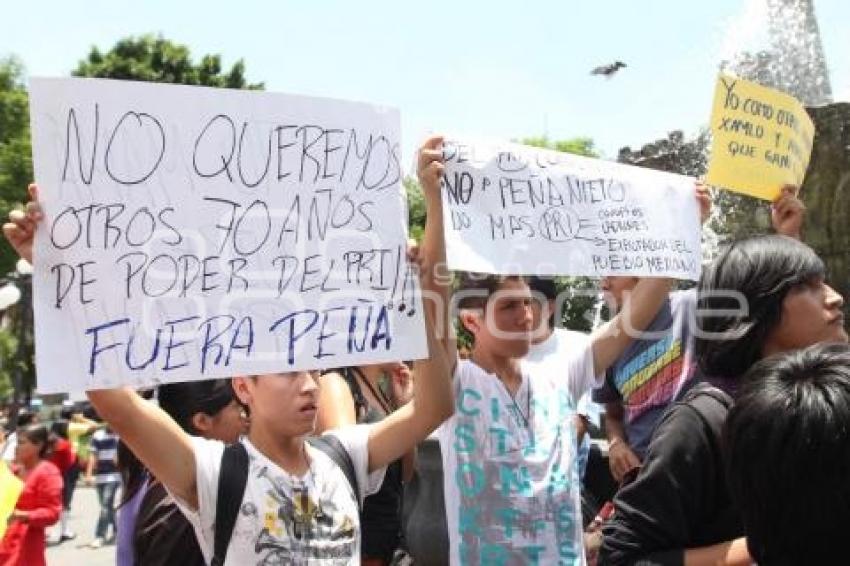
[417,136,675,565]
[3,184,454,565]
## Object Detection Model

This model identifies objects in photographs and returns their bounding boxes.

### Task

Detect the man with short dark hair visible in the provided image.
[418,136,674,564]
[724,342,850,565]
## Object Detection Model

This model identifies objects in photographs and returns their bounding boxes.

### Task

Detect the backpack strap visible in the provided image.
[342,367,370,419]
[308,434,361,511]
[211,442,249,566]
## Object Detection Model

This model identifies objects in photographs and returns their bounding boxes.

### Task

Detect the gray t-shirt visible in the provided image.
[592,290,697,459]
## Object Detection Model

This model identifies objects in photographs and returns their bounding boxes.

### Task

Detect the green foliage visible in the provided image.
[551,276,603,332]
[0,56,33,277]
[0,327,18,403]
[520,135,598,158]
[404,176,426,242]
[73,34,264,90]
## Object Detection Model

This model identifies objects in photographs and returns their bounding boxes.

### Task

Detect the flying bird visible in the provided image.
[590,61,627,78]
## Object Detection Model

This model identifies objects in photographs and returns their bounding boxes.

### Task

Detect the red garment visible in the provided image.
[48,438,76,475]
[0,460,63,566]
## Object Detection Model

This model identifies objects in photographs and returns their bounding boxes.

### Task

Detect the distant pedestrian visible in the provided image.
[0,424,63,566]
[86,426,121,548]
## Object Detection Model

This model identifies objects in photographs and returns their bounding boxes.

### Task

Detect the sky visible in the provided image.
[5,0,850,166]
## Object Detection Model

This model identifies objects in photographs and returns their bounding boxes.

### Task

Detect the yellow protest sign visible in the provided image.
[0,460,23,538]
[705,73,815,201]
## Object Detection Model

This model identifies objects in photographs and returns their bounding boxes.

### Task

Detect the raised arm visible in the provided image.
[417,136,458,371]
[87,388,197,508]
[3,184,199,510]
[366,302,453,472]
[592,181,707,376]
[315,372,358,433]
[591,276,673,376]
[771,185,804,239]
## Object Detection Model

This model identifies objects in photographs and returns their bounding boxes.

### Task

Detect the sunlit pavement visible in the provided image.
[46,484,115,566]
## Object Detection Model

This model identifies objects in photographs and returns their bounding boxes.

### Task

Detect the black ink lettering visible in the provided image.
[96,204,126,248]
[275,125,298,180]
[157,207,183,245]
[179,254,201,297]
[193,114,236,179]
[78,261,97,305]
[116,251,148,299]
[273,255,298,296]
[49,207,82,250]
[125,207,156,247]
[141,254,178,297]
[322,129,343,179]
[227,258,249,293]
[201,256,220,293]
[50,263,76,309]
[203,197,241,254]
[62,105,99,185]
[297,125,325,183]
[105,111,166,185]
[237,121,272,188]
[232,200,271,256]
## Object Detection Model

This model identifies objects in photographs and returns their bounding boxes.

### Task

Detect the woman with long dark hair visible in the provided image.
[123,379,246,566]
[0,424,63,566]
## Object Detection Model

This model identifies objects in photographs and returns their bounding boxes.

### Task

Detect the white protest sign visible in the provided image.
[441,138,702,280]
[29,78,426,393]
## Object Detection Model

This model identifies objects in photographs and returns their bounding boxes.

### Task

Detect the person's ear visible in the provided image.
[191,412,213,435]
[459,310,481,336]
[231,376,252,406]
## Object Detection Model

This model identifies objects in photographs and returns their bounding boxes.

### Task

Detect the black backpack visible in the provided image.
[210,435,359,566]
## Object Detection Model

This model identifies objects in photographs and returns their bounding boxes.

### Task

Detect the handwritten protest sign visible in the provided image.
[28,78,426,393]
[441,138,702,280]
[705,73,815,200]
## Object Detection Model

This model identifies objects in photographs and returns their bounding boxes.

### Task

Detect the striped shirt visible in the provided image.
[90,428,121,484]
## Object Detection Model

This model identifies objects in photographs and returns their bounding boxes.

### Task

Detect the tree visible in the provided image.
[0,56,33,276]
[73,34,264,90]
[405,176,426,243]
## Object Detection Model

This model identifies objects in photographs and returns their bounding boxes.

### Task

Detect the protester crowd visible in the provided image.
[0,132,845,566]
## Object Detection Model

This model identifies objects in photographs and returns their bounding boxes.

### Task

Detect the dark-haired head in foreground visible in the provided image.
[696,235,846,381]
[157,378,245,442]
[724,343,850,565]
[455,272,534,359]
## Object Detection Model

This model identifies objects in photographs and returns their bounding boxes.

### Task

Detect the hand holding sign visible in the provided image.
[27,78,427,393]
[438,137,703,280]
[705,74,815,201]
[771,185,805,239]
